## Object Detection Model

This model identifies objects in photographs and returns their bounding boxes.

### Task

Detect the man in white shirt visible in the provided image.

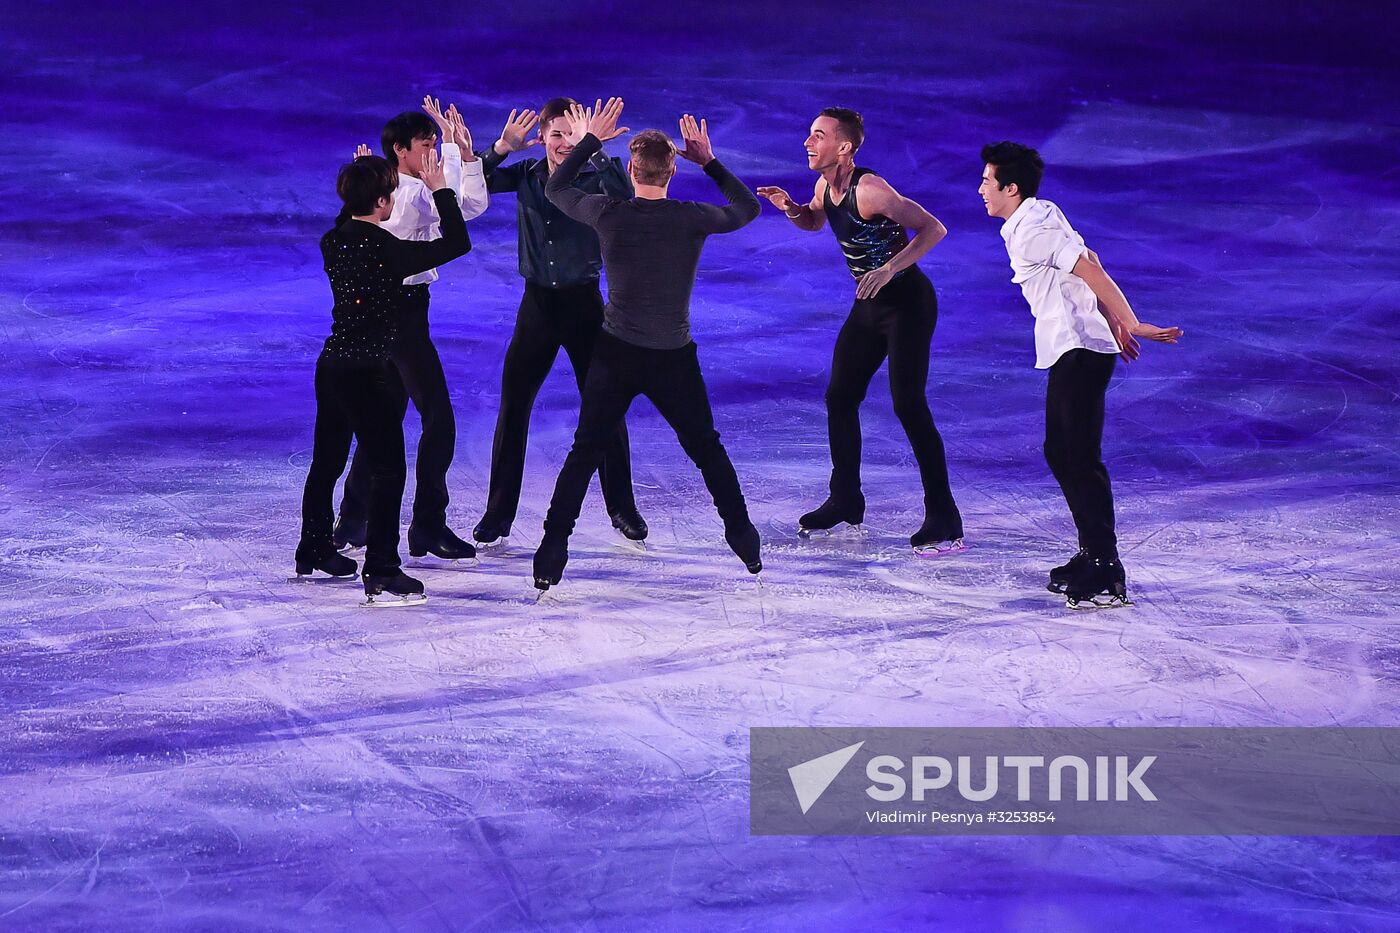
[334,97,490,561]
[978,140,1182,608]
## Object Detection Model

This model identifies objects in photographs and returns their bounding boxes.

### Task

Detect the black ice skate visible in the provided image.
[533,534,570,592]
[725,521,763,575]
[332,515,367,551]
[472,515,511,550]
[362,571,427,607]
[292,549,358,582]
[910,518,966,557]
[798,493,866,538]
[408,525,477,561]
[609,506,649,544]
[1064,556,1132,610]
[1047,548,1089,594]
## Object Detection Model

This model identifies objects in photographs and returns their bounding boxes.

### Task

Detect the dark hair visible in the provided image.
[980,141,1044,199]
[381,111,438,166]
[818,107,864,153]
[538,97,579,134]
[628,130,676,186]
[336,155,398,218]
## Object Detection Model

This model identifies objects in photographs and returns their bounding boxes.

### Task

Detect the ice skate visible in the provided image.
[290,549,358,583]
[1047,548,1089,594]
[797,493,865,538]
[362,571,427,607]
[408,524,477,562]
[610,506,649,549]
[725,521,763,575]
[1064,556,1132,610]
[472,515,511,551]
[533,533,569,592]
[332,515,367,551]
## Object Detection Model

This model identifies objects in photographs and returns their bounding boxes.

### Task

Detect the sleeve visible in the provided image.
[593,151,634,199]
[544,133,612,227]
[385,189,472,280]
[380,175,429,239]
[690,158,762,234]
[447,147,489,220]
[1017,206,1086,271]
[483,156,529,194]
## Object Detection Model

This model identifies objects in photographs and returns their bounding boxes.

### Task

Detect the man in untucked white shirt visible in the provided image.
[335,97,490,561]
[979,140,1182,609]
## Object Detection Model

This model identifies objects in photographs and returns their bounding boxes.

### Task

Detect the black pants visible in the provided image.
[1044,348,1117,558]
[484,281,635,527]
[340,285,454,532]
[299,355,407,576]
[824,267,963,537]
[543,332,748,540]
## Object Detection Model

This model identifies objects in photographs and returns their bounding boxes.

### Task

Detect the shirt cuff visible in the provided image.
[459,158,484,177]
[702,159,726,177]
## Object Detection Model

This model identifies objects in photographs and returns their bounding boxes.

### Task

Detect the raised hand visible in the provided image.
[354,143,374,159]
[587,97,629,142]
[1132,322,1184,344]
[421,95,453,143]
[497,108,541,152]
[677,114,714,166]
[446,103,473,153]
[419,147,447,192]
[757,186,797,212]
[563,102,592,146]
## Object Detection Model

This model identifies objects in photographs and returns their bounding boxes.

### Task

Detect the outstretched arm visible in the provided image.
[384,150,472,279]
[756,179,826,232]
[849,174,946,299]
[677,114,761,233]
[1071,250,1183,363]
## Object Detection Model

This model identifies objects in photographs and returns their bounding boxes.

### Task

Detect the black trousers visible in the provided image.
[299,355,407,576]
[1044,348,1118,558]
[824,266,963,538]
[484,280,635,527]
[543,332,748,540]
[340,285,454,532]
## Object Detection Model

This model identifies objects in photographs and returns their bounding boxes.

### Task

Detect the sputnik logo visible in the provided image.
[788,742,864,814]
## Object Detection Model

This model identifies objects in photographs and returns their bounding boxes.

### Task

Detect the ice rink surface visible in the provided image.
[3,0,1399,928]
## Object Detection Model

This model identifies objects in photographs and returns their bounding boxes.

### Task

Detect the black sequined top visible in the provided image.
[824,167,910,280]
[318,189,470,363]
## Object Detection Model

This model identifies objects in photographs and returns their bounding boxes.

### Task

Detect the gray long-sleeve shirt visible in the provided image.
[544,133,761,349]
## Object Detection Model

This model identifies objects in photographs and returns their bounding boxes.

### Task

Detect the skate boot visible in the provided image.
[609,506,649,542]
[408,524,476,561]
[472,515,512,550]
[333,515,367,550]
[724,521,763,575]
[363,570,427,607]
[533,533,570,592]
[798,492,865,537]
[1047,548,1089,594]
[910,518,966,556]
[1064,556,1132,610]
[293,549,358,580]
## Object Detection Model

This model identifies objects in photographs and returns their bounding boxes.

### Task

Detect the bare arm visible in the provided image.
[755,178,826,232]
[1071,250,1183,362]
[850,175,945,299]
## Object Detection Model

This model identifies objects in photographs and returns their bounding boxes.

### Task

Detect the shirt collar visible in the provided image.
[999,196,1038,240]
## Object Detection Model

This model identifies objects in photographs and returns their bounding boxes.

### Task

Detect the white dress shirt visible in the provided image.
[999,197,1120,369]
[385,142,489,286]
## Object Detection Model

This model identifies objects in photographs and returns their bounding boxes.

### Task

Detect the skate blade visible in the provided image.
[336,543,367,555]
[473,536,510,552]
[798,522,865,540]
[914,538,967,557]
[361,592,428,608]
[613,532,648,552]
[1065,593,1133,611]
[287,573,359,584]
[408,555,481,570]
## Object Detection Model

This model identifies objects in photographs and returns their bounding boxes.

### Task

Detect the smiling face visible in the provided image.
[542,116,574,170]
[393,134,437,178]
[979,162,1020,219]
[804,115,849,172]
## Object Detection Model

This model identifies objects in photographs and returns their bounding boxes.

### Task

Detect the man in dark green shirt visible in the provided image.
[473,99,647,549]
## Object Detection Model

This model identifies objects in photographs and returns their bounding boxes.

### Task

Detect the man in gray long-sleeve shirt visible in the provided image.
[531,100,763,591]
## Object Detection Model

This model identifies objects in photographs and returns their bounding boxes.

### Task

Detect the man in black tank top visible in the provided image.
[758,108,965,553]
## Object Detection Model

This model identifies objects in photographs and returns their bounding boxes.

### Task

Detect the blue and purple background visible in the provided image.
[3,1,1399,929]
